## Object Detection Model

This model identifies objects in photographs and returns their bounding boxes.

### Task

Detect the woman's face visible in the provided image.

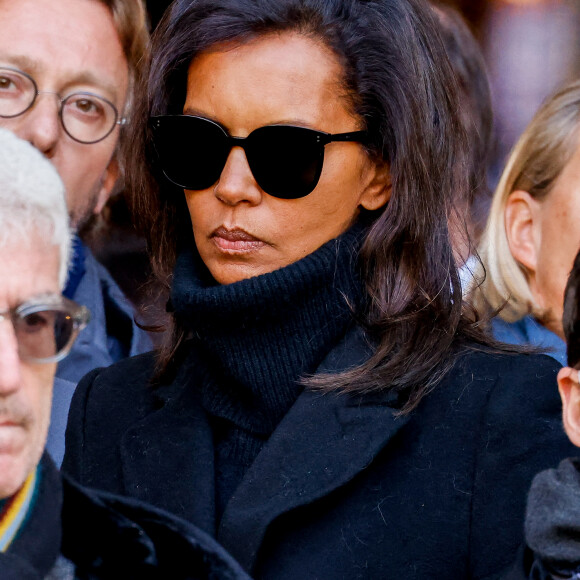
[529,141,580,337]
[182,32,389,285]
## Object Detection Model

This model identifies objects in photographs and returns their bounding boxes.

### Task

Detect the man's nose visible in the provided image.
[11,94,62,158]
[0,321,22,396]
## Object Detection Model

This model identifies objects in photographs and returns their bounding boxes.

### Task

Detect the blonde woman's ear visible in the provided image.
[504,190,541,275]
[558,366,580,447]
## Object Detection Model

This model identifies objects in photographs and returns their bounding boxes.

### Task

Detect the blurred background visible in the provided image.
[450,0,580,184]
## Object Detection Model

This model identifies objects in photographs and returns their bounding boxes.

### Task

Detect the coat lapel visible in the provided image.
[119,354,217,535]
[218,327,410,572]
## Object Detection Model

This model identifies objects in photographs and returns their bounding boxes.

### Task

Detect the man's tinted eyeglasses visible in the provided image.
[0,297,90,364]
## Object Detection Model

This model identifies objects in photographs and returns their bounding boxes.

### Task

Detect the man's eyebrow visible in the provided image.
[27,292,62,303]
[0,54,40,74]
[17,293,63,308]
[0,54,121,103]
[66,71,120,102]
[0,293,62,314]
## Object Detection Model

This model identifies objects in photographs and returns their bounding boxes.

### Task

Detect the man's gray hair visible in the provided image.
[0,128,71,287]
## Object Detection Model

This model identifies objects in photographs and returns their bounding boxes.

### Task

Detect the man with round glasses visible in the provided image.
[0,0,153,465]
[0,128,250,579]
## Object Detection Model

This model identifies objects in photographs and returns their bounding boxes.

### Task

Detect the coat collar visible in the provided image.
[118,327,409,570]
[218,387,407,571]
[120,355,217,535]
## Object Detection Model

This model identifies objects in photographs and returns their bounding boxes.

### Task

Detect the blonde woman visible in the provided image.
[471,80,580,365]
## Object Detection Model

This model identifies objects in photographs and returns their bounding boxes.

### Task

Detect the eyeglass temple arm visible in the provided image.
[319,130,368,144]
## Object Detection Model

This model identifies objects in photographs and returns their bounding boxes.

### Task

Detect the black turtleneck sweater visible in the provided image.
[170,224,366,521]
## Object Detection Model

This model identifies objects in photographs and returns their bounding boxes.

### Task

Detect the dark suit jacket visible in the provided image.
[2,454,250,580]
[63,328,577,579]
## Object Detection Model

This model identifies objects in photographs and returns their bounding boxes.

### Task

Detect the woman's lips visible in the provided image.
[211,227,266,252]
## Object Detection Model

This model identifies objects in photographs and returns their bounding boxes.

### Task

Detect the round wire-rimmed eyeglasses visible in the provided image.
[0,66,125,144]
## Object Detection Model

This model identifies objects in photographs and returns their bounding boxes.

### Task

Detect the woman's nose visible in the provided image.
[213,147,263,206]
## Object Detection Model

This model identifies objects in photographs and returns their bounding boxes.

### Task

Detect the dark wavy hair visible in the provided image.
[126,0,492,413]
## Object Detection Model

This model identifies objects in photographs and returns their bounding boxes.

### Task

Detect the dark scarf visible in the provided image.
[170,223,367,518]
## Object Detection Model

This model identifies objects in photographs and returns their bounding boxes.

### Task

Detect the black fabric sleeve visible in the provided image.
[470,355,577,579]
[61,367,103,483]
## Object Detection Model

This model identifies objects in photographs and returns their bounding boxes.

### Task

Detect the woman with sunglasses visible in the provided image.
[62,0,575,577]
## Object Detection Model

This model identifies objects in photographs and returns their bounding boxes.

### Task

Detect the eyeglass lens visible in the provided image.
[11,306,84,363]
[0,67,119,144]
[151,116,327,199]
[14,309,72,362]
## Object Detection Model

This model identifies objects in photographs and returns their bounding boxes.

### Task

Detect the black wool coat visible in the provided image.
[63,328,577,579]
[1,454,250,580]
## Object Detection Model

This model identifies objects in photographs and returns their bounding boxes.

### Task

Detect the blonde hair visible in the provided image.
[97,0,150,179]
[470,80,580,322]
[99,0,150,109]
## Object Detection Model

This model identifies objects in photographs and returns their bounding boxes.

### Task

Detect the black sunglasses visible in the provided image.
[150,115,368,199]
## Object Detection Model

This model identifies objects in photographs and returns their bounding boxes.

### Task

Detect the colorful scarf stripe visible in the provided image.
[0,467,38,552]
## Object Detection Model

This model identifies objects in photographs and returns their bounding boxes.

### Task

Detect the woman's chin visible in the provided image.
[206,259,271,285]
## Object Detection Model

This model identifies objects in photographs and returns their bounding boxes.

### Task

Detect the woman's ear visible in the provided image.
[504,190,541,274]
[360,161,391,211]
[558,366,580,447]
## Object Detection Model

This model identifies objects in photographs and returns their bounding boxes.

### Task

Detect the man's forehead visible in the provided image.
[0,53,123,103]
[0,0,129,104]
[0,242,61,307]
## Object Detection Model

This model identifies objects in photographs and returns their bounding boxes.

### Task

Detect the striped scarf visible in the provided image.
[0,466,39,552]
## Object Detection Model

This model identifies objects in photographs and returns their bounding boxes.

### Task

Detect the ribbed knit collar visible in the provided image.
[171,223,367,434]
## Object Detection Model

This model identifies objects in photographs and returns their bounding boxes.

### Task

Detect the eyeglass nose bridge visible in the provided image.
[34,89,64,102]
[15,86,61,115]
[218,134,275,188]
[225,134,255,162]
[203,132,262,180]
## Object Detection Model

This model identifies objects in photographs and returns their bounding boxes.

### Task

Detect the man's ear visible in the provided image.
[558,366,580,447]
[504,190,541,274]
[360,161,391,211]
[94,157,120,216]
